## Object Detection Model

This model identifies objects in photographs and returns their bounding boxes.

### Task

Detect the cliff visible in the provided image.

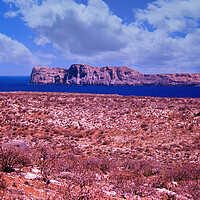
[30,64,200,86]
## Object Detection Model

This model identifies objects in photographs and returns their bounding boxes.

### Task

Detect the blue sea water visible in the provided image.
[0,76,200,98]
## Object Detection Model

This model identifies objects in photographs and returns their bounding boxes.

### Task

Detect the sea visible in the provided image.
[0,76,200,98]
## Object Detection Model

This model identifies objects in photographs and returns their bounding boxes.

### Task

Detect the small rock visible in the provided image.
[71,121,80,129]
[156,188,176,197]
[24,181,30,185]
[131,196,141,200]
[24,172,41,180]
[2,140,29,150]
[104,190,116,197]
[12,182,17,187]
[172,181,178,187]
[8,187,24,195]
[58,171,74,178]
[50,180,61,185]
[32,168,41,174]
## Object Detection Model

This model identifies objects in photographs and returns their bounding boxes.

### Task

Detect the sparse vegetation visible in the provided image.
[0,92,199,199]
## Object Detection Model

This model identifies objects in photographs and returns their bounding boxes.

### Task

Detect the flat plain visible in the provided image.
[0,92,199,199]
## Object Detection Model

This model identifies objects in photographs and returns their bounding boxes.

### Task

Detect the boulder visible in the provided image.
[2,140,29,150]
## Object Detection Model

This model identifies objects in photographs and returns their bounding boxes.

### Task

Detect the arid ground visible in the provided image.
[0,92,199,199]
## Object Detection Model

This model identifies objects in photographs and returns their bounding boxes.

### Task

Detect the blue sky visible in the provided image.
[0,0,200,75]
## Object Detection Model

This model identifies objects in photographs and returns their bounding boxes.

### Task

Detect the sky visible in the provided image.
[0,0,200,76]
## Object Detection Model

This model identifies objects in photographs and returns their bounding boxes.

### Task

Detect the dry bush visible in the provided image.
[81,156,115,174]
[183,180,200,200]
[58,183,105,200]
[34,143,63,186]
[0,173,7,199]
[0,145,32,172]
[109,169,153,197]
[34,143,56,161]
[122,159,161,177]
[56,157,77,173]
[110,169,141,184]
[73,169,97,189]
[75,187,105,200]
[165,163,200,182]
[58,166,99,199]
[34,143,82,186]
[151,175,169,189]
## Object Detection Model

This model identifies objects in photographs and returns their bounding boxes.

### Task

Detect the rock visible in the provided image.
[156,188,191,200]
[102,185,116,197]
[24,181,30,185]
[156,188,176,196]
[49,180,61,185]
[71,121,80,129]
[30,66,67,85]
[8,187,24,195]
[58,171,74,178]
[12,182,17,187]
[30,64,200,86]
[131,196,141,200]
[64,64,142,85]
[2,140,29,150]
[32,168,41,174]
[104,191,116,197]
[24,172,42,180]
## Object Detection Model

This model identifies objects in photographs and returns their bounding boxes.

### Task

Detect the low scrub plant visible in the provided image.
[0,145,32,172]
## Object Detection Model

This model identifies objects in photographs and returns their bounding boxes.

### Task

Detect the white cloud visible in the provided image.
[2,0,200,73]
[4,11,19,18]
[136,0,200,33]
[28,0,126,55]
[3,0,127,54]
[3,0,36,10]
[0,33,41,66]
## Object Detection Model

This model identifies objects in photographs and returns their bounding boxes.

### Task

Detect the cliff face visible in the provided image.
[30,66,67,85]
[30,64,200,86]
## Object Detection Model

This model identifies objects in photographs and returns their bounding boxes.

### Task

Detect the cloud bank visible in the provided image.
[2,0,200,73]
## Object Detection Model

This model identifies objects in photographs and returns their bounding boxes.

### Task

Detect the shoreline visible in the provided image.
[1,91,200,99]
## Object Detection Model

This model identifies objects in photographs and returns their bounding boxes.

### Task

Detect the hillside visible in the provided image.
[0,92,199,199]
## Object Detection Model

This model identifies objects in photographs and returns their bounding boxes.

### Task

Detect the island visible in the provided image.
[30,64,200,86]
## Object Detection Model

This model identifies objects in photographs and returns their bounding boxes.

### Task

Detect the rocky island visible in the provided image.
[30,64,200,86]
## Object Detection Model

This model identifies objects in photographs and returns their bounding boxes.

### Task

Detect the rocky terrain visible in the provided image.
[30,64,200,86]
[0,92,199,199]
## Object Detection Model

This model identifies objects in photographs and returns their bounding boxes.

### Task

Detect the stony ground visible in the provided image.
[0,92,199,199]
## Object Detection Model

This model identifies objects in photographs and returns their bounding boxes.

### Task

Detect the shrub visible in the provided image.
[0,173,6,199]
[34,143,59,185]
[73,169,96,189]
[165,163,200,182]
[109,169,152,197]
[151,175,168,189]
[82,156,114,174]
[123,159,161,177]
[58,183,104,200]
[0,145,32,172]
[183,180,200,200]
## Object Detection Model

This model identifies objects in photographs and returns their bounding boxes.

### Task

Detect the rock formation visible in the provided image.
[30,64,200,86]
